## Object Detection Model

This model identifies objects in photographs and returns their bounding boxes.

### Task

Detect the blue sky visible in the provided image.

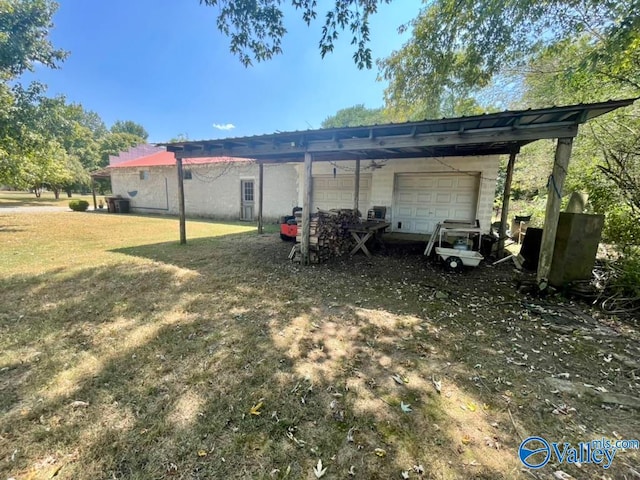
[23,1,423,143]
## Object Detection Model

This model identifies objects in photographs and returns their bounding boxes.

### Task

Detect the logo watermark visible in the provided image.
[519,436,639,470]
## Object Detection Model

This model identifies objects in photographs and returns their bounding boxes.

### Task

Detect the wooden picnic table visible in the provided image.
[346,221,390,257]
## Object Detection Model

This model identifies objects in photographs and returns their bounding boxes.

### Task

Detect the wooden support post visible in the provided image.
[258,161,264,234]
[354,158,360,213]
[301,152,313,265]
[176,157,187,244]
[91,179,97,210]
[498,150,517,256]
[537,137,574,288]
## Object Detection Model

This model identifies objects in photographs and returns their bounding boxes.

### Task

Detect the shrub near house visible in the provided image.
[69,200,89,211]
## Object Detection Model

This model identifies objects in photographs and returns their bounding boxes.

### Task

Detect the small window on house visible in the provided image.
[183,168,192,180]
[243,181,254,201]
[139,170,149,180]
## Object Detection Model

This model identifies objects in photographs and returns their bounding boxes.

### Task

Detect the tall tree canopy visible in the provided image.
[379,0,639,118]
[0,0,69,190]
[110,120,148,141]
[98,132,144,168]
[0,1,150,192]
[0,0,67,80]
[200,0,391,68]
[321,104,387,128]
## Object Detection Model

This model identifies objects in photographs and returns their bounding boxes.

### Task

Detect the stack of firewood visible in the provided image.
[290,209,361,263]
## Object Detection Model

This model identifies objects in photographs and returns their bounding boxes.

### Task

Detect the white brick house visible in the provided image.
[109,150,299,221]
[109,147,498,233]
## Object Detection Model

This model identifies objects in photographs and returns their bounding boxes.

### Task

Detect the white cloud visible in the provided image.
[212,123,236,131]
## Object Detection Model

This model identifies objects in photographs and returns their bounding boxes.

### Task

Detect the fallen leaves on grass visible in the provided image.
[374,448,387,457]
[432,375,442,394]
[400,401,412,413]
[313,459,327,478]
[249,400,264,416]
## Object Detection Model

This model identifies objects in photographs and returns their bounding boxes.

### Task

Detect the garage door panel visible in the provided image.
[434,207,453,218]
[325,192,340,201]
[454,193,474,205]
[414,220,431,232]
[415,207,430,218]
[397,192,415,203]
[457,176,477,188]
[436,178,454,188]
[393,173,478,234]
[435,193,452,203]
[397,176,436,189]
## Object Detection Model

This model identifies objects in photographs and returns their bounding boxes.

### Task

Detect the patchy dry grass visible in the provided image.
[0,210,638,480]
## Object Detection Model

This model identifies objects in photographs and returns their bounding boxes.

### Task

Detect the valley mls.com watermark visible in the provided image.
[519,436,639,470]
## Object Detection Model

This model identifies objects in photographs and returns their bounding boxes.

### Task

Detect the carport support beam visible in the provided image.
[176,156,187,244]
[301,152,313,265]
[258,161,264,234]
[498,150,517,256]
[354,158,360,213]
[537,137,574,289]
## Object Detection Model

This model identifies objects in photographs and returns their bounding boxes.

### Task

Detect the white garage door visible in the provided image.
[312,175,371,212]
[393,173,479,234]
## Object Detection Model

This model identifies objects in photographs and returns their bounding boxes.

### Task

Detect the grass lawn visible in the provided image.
[0,191,96,208]
[1,211,638,479]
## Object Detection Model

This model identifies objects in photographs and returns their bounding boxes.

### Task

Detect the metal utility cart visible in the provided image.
[424,220,484,271]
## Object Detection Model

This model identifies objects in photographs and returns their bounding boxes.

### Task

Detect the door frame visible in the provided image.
[240,178,255,221]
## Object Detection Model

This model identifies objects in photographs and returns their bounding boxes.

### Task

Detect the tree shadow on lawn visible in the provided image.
[1,234,638,479]
[0,224,25,233]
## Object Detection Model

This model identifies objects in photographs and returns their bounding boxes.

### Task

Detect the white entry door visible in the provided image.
[241,179,254,220]
[393,173,479,234]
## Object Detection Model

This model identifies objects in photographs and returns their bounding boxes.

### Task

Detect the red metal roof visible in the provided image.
[109,151,252,168]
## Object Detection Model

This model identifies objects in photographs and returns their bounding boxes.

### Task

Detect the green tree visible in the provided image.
[378,0,638,117]
[37,96,107,170]
[98,132,143,167]
[515,37,640,245]
[321,104,387,128]
[0,87,94,196]
[200,0,391,68]
[111,120,148,141]
[0,0,69,190]
[0,0,67,80]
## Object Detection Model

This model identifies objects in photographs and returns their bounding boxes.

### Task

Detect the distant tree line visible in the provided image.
[0,0,149,197]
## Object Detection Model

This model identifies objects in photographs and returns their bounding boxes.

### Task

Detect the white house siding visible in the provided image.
[297,156,499,234]
[110,166,175,213]
[110,162,298,221]
[311,174,372,211]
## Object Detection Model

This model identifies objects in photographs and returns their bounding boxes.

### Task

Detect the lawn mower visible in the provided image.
[279,206,302,241]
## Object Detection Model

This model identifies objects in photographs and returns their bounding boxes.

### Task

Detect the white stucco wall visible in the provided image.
[110,162,298,221]
[297,156,500,233]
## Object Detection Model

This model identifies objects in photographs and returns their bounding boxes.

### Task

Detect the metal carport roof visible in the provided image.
[164,98,637,162]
